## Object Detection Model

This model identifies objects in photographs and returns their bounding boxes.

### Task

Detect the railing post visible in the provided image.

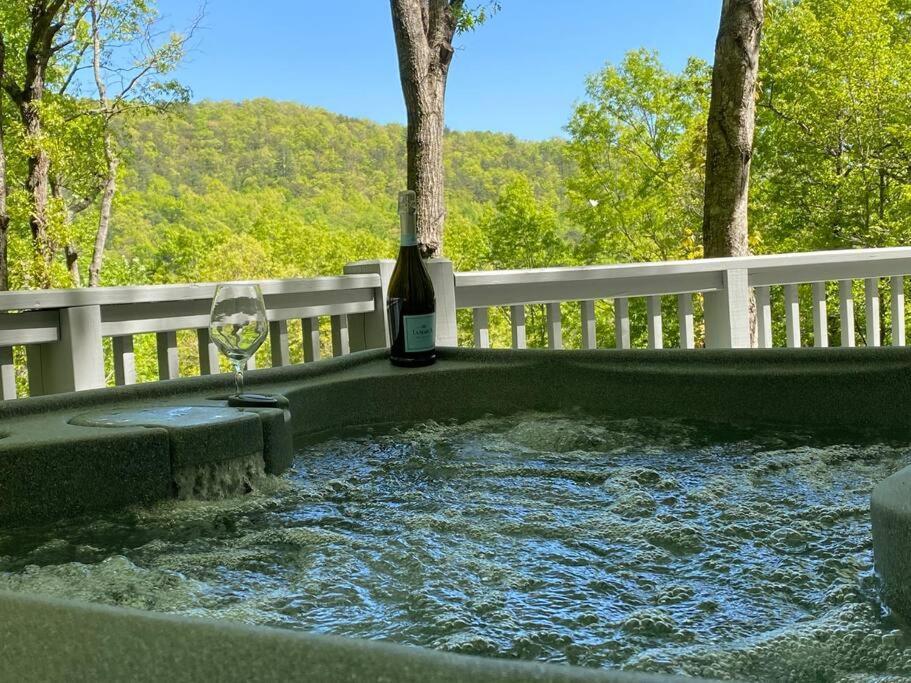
[677,294,695,349]
[425,258,458,347]
[580,300,596,349]
[343,259,394,352]
[473,308,490,348]
[545,302,563,349]
[156,331,179,380]
[755,286,772,348]
[269,320,290,366]
[25,305,105,395]
[330,314,350,356]
[703,268,750,349]
[865,278,881,346]
[511,305,527,349]
[811,282,828,348]
[646,296,663,349]
[0,346,15,400]
[783,283,801,348]
[301,318,321,362]
[112,335,137,386]
[839,280,856,347]
[614,298,630,349]
[197,328,222,375]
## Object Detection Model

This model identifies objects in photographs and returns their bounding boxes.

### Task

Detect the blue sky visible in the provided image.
[155,1,720,140]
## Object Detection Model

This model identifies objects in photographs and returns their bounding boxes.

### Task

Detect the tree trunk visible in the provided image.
[702,0,763,259]
[64,243,80,286]
[89,143,116,286]
[390,0,459,258]
[24,105,53,285]
[88,0,115,287]
[51,178,91,288]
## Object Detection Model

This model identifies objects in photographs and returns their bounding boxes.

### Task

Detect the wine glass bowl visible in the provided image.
[209,283,268,397]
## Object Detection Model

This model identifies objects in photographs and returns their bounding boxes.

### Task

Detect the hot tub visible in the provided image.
[2,347,911,682]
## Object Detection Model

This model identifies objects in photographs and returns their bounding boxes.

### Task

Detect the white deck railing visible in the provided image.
[457,247,911,350]
[1,247,910,400]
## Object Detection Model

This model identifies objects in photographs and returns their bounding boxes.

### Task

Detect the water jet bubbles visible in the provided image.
[609,489,657,519]
[655,584,695,605]
[621,608,680,637]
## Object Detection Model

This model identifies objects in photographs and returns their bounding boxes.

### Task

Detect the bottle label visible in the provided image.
[401,233,417,247]
[403,313,435,352]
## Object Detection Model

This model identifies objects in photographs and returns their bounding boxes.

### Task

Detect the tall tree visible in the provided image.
[2,0,74,287]
[702,0,764,258]
[389,0,496,258]
[86,0,112,286]
[84,0,192,286]
[389,0,459,258]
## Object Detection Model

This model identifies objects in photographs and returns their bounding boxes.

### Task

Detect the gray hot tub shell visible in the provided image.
[2,346,911,682]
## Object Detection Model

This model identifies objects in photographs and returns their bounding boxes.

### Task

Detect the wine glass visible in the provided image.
[209,283,268,397]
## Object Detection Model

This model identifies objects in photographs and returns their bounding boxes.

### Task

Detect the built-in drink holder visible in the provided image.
[227,393,282,408]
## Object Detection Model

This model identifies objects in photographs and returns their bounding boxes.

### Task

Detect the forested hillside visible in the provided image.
[106,100,571,284]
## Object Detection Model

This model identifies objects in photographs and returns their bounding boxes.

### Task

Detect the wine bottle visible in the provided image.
[387,190,436,366]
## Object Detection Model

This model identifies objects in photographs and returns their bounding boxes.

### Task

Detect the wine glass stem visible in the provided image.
[233,361,244,397]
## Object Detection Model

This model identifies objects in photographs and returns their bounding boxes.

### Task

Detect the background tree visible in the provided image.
[83,0,194,286]
[2,0,76,287]
[389,0,497,258]
[702,0,763,259]
[753,0,911,252]
[566,50,710,264]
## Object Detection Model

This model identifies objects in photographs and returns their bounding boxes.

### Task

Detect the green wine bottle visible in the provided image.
[387,191,436,366]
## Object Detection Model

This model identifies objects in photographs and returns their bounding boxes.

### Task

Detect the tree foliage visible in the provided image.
[752,0,911,251]
[566,50,710,264]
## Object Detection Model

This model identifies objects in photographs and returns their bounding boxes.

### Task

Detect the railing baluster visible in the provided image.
[302,317,321,362]
[839,280,855,347]
[269,320,290,366]
[614,298,630,349]
[647,296,663,349]
[330,314,350,356]
[196,328,221,375]
[677,294,694,349]
[811,282,828,348]
[0,346,16,400]
[784,284,800,348]
[510,305,526,349]
[546,302,563,349]
[112,335,136,386]
[473,308,490,348]
[865,278,881,347]
[892,276,905,347]
[755,286,772,348]
[580,300,596,350]
[156,331,179,380]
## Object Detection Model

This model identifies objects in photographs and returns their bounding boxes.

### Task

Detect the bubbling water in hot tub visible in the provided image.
[1,412,910,682]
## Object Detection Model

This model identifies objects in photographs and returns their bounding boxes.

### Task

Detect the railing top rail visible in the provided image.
[455,246,911,286]
[454,247,911,308]
[3,246,911,316]
[0,274,382,312]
